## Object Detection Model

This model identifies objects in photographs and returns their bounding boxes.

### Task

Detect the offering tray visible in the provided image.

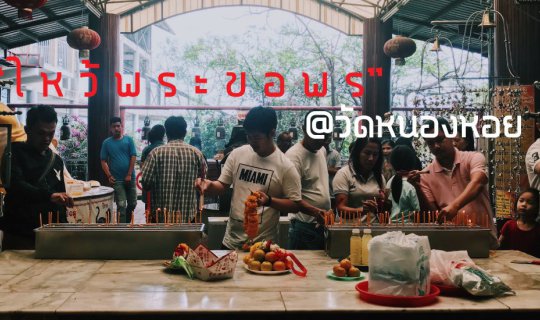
[35,223,204,260]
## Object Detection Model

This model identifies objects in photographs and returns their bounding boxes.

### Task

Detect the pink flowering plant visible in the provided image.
[57,115,88,160]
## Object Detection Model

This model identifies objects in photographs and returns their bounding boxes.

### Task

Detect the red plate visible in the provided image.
[355,281,440,307]
[435,284,469,297]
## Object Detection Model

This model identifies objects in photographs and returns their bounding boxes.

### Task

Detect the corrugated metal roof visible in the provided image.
[0,0,89,49]
[393,0,487,53]
[0,0,487,53]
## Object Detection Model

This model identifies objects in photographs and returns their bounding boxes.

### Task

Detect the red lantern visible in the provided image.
[66,27,101,59]
[4,0,47,20]
[383,36,416,66]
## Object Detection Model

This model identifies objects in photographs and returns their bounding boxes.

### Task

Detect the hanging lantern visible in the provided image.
[5,0,47,20]
[66,26,101,59]
[430,36,441,52]
[141,116,151,141]
[192,116,201,137]
[215,118,226,140]
[60,115,70,140]
[383,35,416,66]
[288,119,298,141]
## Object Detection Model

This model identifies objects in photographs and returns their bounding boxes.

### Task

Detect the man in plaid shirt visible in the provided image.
[141,116,206,222]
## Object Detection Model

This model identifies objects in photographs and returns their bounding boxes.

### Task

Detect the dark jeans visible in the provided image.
[288,219,325,250]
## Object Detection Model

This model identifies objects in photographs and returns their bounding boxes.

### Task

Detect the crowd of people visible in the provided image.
[1,105,539,257]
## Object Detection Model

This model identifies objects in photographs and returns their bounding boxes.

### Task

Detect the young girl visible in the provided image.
[499,188,540,258]
[386,145,420,222]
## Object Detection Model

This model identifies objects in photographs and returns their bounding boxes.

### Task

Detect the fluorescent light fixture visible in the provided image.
[380,0,410,22]
[381,5,399,22]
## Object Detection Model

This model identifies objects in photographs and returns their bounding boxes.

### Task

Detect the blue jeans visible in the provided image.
[113,180,137,223]
[288,219,325,250]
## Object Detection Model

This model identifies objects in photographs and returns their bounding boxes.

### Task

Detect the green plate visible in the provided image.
[326,270,365,281]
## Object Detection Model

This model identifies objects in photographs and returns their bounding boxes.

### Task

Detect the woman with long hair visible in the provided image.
[333,137,386,221]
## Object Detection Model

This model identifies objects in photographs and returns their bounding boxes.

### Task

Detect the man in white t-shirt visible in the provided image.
[285,111,332,249]
[195,107,302,249]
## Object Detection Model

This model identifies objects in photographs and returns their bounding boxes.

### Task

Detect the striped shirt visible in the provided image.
[141,140,206,221]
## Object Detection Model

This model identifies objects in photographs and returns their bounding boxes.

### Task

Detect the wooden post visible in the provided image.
[88,13,121,183]
[362,17,392,118]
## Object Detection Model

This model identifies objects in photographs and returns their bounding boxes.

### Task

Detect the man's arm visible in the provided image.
[125,155,136,183]
[195,179,229,196]
[141,152,155,190]
[101,160,115,185]
[409,171,438,212]
[125,137,137,183]
[439,171,487,221]
[255,192,301,214]
[10,158,53,203]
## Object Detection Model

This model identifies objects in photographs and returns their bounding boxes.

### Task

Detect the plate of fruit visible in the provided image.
[242,240,307,276]
[327,259,364,281]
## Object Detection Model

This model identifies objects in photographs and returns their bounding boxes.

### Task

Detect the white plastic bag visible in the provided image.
[450,261,514,296]
[368,231,431,296]
[430,250,473,286]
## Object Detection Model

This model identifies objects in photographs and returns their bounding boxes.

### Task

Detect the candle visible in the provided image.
[39,213,43,227]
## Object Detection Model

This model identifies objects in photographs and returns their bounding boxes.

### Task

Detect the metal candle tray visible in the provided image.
[326,225,493,259]
[35,223,204,260]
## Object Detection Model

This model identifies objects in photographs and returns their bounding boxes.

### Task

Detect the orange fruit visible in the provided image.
[265,252,277,263]
[273,260,286,271]
[340,259,352,271]
[243,254,252,265]
[250,242,262,255]
[333,266,347,277]
[253,249,266,262]
[249,260,261,271]
[348,266,360,277]
[261,261,273,272]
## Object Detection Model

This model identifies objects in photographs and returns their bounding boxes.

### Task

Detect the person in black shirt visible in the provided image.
[1,105,73,249]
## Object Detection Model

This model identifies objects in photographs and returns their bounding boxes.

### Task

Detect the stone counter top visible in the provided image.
[0,250,539,319]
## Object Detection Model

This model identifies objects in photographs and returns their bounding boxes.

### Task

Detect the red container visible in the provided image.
[355,281,440,307]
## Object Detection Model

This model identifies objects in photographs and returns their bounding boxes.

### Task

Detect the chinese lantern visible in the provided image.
[66,27,101,59]
[383,36,416,66]
[4,0,47,20]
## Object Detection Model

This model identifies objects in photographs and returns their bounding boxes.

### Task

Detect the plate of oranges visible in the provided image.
[327,259,364,281]
[242,241,291,275]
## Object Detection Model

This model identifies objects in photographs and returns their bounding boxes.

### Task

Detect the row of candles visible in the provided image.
[324,210,491,228]
[39,208,204,227]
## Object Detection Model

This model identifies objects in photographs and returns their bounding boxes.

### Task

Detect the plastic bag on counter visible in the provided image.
[369,231,431,296]
[430,250,473,286]
[450,261,515,296]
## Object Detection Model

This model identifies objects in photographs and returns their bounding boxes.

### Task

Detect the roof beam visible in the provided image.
[6,30,71,49]
[39,7,77,32]
[0,12,40,42]
[394,15,457,37]
[0,11,83,35]
[408,0,469,38]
